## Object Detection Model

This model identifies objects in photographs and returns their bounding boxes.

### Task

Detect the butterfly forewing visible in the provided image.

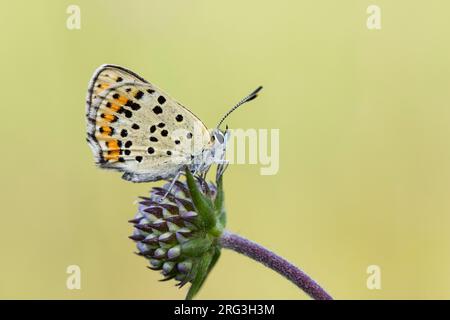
[86,65,211,182]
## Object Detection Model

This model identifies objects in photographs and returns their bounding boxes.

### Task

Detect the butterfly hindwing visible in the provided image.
[86,65,211,182]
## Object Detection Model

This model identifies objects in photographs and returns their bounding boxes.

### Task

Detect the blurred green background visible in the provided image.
[1,0,450,299]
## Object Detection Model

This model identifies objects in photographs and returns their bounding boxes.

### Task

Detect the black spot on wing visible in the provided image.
[158,96,166,104]
[124,109,133,118]
[153,106,162,114]
[125,100,141,111]
[134,91,144,100]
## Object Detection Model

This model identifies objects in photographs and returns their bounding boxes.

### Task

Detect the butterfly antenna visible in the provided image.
[216,86,263,129]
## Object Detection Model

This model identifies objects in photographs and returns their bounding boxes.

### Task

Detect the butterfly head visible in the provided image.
[190,86,263,173]
[209,127,229,160]
[190,128,228,172]
[211,128,226,145]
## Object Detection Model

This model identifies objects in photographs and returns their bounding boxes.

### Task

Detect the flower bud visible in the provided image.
[129,168,226,298]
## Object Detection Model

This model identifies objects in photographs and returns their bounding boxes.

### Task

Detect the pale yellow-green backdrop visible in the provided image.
[1,0,449,299]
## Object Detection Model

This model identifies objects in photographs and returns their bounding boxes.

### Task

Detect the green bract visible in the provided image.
[129,168,226,299]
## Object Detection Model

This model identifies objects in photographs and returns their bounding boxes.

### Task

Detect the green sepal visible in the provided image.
[214,176,227,228]
[181,237,212,257]
[185,168,216,230]
[208,246,221,273]
[185,250,214,300]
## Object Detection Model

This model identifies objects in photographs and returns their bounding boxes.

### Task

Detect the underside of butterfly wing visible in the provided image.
[86,64,212,182]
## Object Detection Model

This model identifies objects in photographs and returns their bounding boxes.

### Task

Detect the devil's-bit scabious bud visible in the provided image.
[129,168,226,299]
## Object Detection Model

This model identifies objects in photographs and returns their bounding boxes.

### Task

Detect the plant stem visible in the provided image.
[219,230,333,300]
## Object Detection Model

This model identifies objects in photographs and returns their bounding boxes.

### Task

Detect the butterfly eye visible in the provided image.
[214,132,224,144]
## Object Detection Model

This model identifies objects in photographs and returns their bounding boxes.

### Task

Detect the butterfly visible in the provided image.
[86,64,262,184]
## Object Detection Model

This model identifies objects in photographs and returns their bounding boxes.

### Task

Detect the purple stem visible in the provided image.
[219,230,333,300]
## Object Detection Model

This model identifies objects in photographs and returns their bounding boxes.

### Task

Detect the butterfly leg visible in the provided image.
[160,170,183,201]
[201,164,212,180]
[215,142,229,181]
[216,160,229,182]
